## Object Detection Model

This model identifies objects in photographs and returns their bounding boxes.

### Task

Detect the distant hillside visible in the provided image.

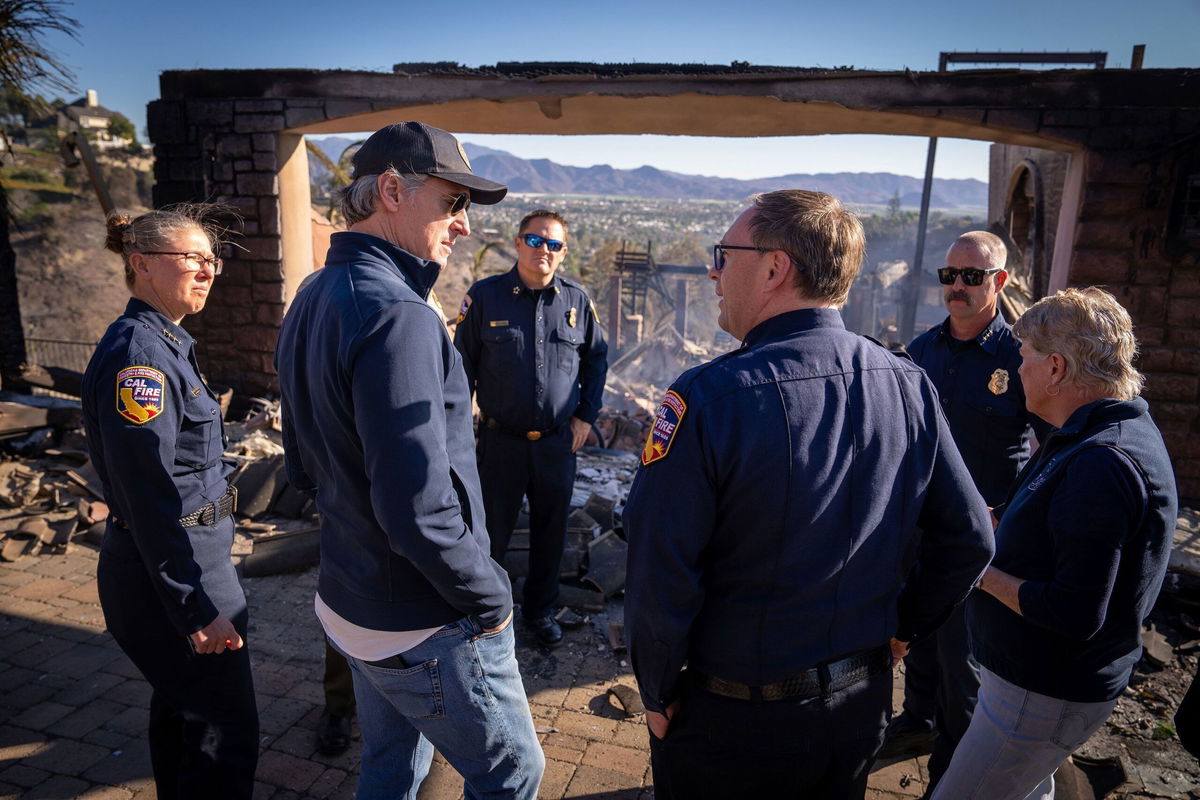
[307,137,986,208]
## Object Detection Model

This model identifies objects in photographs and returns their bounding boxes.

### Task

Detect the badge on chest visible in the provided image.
[988,369,1010,396]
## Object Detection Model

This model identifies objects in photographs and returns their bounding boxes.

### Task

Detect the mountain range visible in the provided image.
[310,137,986,209]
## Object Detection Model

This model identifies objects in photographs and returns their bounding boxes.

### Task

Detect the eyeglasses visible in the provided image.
[937,267,1001,286]
[142,251,223,275]
[521,233,565,252]
[445,192,470,216]
[713,244,805,274]
[713,244,770,273]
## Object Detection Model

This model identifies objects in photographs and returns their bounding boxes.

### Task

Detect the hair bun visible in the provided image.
[104,212,135,254]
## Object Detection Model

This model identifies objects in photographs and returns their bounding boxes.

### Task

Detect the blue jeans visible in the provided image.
[930,667,1117,800]
[342,618,544,800]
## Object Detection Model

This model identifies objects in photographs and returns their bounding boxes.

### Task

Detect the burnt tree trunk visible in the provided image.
[0,184,28,385]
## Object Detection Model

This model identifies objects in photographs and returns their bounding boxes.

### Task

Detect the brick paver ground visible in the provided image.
[0,529,928,799]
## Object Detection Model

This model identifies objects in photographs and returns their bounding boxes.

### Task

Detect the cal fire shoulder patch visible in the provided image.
[456,294,473,325]
[115,366,166,424]
[641,390,686,466]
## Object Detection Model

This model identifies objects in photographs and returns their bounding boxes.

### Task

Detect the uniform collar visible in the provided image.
[937,311,1008,355]
[1055,396,1147,438]
[742,308,845,347]
[329,231,442,301]
[505,265,561,297]
[124,297,194,353]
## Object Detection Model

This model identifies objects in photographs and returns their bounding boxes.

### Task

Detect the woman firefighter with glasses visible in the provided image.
[81,205,258,798]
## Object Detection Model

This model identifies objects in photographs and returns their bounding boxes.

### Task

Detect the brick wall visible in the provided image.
[149,99,288,395]
[1068,114,1200,501]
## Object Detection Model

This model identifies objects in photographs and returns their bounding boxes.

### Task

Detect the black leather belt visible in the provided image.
[112,486,238,530]
[483,417,560,441]
[691,645,891,701]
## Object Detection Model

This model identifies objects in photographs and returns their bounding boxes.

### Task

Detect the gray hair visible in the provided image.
[336,168,427,225]
[952,231,1007,271]
[105,203,232,288]
[1012,287,1144,401]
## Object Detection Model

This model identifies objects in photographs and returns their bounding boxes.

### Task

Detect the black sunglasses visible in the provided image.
[445,192,470,216]
[521,233,565,252]
[713,244,804,273]
[937,267,1001,286]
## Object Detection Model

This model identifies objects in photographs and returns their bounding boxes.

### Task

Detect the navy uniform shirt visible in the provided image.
[81,298,235,635]
[623,308,995,714]
[454,267,608,431]
[277,232,512,632]
[909,312,1045,506]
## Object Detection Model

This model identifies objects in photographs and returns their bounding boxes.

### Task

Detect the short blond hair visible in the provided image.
[1012,287,1144,400]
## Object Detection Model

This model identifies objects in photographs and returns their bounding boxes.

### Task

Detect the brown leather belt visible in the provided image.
[691,645,891,701]
[113,486,238,529]
[483,417,560,441]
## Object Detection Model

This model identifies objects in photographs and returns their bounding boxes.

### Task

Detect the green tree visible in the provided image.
[0,0,81,382]
[107,111,135,143]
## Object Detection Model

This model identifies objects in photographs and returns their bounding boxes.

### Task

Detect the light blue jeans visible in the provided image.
[930,667,1117,800]
[342,617,544,800]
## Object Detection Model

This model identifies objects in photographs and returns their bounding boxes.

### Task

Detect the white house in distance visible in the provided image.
[56,90,133,150]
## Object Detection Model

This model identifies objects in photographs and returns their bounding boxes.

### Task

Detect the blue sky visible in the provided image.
[40,0,1199,182]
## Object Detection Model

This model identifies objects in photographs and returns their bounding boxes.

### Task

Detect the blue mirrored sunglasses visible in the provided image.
[522,233,565,252]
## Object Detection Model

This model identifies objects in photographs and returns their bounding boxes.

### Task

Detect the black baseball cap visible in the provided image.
[351,122,507,205]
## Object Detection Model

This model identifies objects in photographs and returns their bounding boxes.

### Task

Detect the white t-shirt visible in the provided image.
[314,592,442,662]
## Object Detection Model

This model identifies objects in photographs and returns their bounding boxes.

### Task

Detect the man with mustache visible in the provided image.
[881,230,1044,796]
[454,210,608,648]
[276,123,543,799]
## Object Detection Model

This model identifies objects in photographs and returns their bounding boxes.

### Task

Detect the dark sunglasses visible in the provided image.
[521,233,565,252]
[937,267,1001,286]
[713,243,804,274]
[445,192,471,216]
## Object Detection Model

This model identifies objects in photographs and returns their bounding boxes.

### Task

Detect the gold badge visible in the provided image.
[988,369,1009,396]
[568,307,577,328]
[488,319,508,327]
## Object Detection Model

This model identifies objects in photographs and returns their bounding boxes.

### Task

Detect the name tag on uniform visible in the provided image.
[489,320,508,327]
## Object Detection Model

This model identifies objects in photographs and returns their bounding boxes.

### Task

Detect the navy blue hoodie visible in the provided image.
[276,232,512,631]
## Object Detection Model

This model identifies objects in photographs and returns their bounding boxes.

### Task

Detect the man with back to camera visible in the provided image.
[622,189,995,799]
[275,122,544,800]
[453,210,608,647]
[879,230,1045,794]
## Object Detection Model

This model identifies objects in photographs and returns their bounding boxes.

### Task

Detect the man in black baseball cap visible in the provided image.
[278,124,544,798]
[351,121,507,205]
